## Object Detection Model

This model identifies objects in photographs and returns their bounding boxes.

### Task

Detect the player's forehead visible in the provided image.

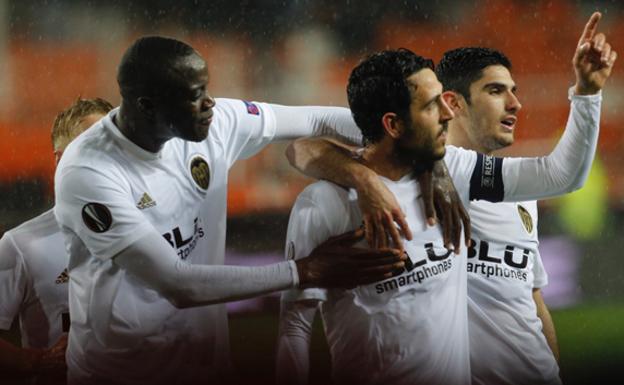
[406,68,442,104]
[169,52,209,89]
[472,64,516,90]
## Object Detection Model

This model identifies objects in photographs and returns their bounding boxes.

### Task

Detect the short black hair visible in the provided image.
[347,48,434,144]
[436,47,511,103]
[117,36,197,99]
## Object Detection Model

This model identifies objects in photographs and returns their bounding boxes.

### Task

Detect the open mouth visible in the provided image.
[500,116,517,131]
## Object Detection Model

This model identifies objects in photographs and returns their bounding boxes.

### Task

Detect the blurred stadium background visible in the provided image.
[0,0,622,384]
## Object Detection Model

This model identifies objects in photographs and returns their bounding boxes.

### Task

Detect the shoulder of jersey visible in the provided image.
[299,180,351,213]
[5,209,58,239]
[58,122,118,172]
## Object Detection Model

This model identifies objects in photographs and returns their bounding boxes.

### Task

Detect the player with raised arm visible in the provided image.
[52,36,418,385]
[434,12,615,385]
[277,12,614,385]
[0,98,112,384]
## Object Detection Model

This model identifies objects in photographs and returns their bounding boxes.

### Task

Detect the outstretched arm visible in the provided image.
[113,228,405,308]
[470,12,616,203]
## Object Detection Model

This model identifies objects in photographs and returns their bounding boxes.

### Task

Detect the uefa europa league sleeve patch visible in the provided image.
[82,203,113,233]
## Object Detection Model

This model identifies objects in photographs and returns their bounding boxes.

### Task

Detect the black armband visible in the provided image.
[469,154,504,202]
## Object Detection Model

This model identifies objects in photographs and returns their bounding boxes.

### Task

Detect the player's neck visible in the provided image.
[447,121,494,155]
[360,140,413,181]
[116,104,168,153]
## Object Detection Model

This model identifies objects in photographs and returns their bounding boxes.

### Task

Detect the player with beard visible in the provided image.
[277,15,613,382]
[0,98,112,384]
[52,36,421,385]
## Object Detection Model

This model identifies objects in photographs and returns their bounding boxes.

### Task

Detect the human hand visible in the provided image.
[418,161,471,254]
[356,173,413,250]
[573,12,617,95]
[296,228,406,289]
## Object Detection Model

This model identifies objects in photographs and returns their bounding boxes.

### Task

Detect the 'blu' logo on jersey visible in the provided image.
[162,217,205,260]
[375,243,454,294]
[467,239,529,281]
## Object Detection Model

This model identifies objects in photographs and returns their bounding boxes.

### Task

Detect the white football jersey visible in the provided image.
[0,209,69,349]
[283,146,477,385]
[54,98,277,385]
[467,199,561,385]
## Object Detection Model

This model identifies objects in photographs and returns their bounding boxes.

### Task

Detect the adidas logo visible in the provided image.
[55,268,69,284]
[137,192,157,210]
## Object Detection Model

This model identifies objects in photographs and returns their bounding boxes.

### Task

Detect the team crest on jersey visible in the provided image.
[188,154,211,192]
[287,241,295,260]
[82,203,112,233]
[517,205,533,234]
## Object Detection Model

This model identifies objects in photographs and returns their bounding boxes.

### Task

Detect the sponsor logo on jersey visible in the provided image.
[55,268,69,284]
[136,192,157,210]
[467,238,530,281]
[162,217,205,260]
[517,204,533,234]
[188,154,210,191]
[82,203,112,233]
[375,243,454,294]
[243,100,260,115]
[287,241,295,260]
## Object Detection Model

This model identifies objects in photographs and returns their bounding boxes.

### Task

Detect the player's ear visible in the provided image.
[136,97,156,119]
[442,91,464,113]
[381,112,403,139]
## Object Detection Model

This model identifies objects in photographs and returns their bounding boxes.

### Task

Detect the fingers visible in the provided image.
[363,216,374,247]
[601,42,612,65]
[578,12,601,46]
[346,247,403,261]
[382,211,403,250]
[459,204,471,247]
[607,50,618,68]
[327,227,365,246]
[345,262,407,287]
[417,171,437,226]
[451,205,462,255]
[394,211,413,241]
[592,33,606,52]
[375,215,387,249]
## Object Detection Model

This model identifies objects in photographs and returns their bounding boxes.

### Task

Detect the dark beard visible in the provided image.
[394,141,436,175]
[393,121,447,176]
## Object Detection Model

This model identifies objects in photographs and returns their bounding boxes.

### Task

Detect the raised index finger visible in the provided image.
[578,12,601,46]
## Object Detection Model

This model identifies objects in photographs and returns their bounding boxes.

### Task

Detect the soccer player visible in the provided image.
[436,46,566,384]
[276,13,614,385]
[0,98,113,383]
[52,36,416,385]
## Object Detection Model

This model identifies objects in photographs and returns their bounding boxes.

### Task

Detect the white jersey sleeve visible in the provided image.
[467,93,601,202]
[0,233,26,330]
[282,182,353,303]
[54,166,154,261]
[212,99,363,169]
[211,98,278,168]
[442,146,478,203]
[270,104,363,144]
